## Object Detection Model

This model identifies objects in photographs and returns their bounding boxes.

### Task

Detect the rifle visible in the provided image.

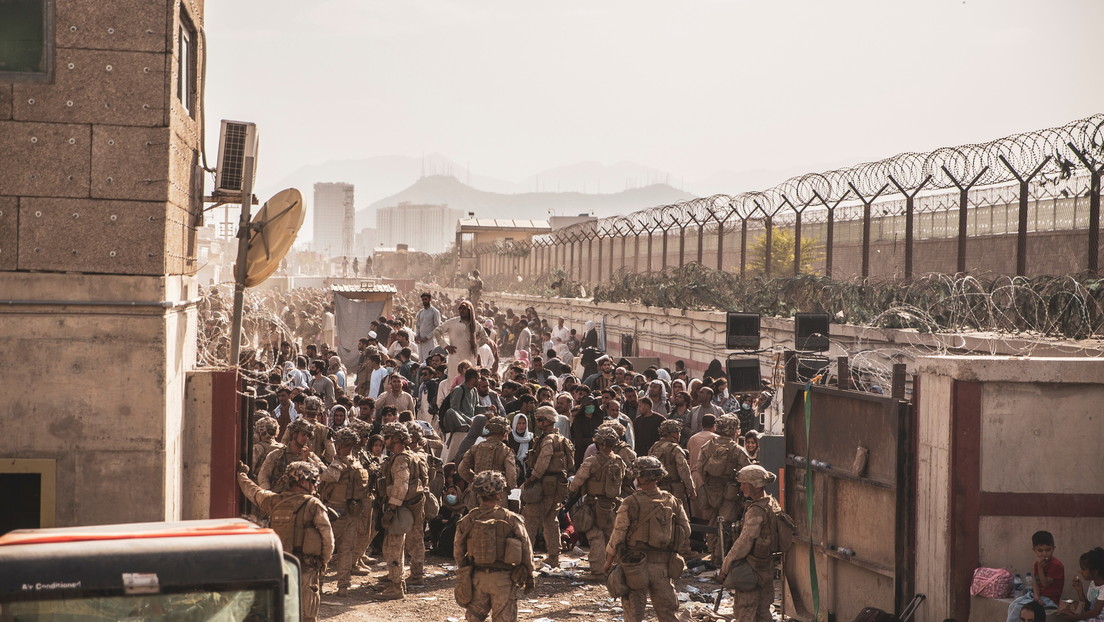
[713,515,725,613]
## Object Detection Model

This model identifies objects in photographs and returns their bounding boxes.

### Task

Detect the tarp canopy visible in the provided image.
[335,294,385,370]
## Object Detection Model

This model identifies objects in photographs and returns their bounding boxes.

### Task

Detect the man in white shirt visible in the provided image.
[414,292,443,361]
[514,319,533,360]
[551,317,571,361]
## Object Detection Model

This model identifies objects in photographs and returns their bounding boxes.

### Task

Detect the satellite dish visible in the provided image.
[238,188,305,287]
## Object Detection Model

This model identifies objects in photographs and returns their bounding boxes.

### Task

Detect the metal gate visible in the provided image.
[782,358,913,621]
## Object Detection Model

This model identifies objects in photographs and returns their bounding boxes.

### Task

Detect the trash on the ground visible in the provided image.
[446,618,460,622]
[421,596,437,601]
[677,592,690,602]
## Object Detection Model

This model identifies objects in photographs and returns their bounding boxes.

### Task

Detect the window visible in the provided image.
[0,0,50,77]
[178,13,197,116]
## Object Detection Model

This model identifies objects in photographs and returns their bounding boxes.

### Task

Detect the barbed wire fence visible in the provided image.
[460,115,1104,341]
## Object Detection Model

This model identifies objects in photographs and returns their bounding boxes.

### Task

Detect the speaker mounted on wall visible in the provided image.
[794,312,830,352]
[726,312,761,350]
[726,358,761,393]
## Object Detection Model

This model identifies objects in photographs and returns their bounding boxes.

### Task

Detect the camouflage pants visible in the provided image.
[353,500,377,564]
[700,497,741,559]
[383,502,425,583]
[333,508,371,588]
[301,561,323,622]
[585,526,610,573]
[731,579,773,622]
[521,498,561,560]
[621,560,679,622]
[464,568,517,622]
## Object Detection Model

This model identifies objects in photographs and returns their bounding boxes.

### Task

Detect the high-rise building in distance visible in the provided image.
[376,202,463,254]
[313,182,354,258]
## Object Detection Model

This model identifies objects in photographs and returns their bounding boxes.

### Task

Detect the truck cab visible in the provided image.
[0,518,300,621]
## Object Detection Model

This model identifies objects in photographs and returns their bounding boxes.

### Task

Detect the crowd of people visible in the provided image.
[234,289,783,622]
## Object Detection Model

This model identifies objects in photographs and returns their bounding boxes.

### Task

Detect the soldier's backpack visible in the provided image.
[773,505,796,554]
[629,494,676,550]
[269,494,322,557]
[702,441,736,478]
[468,508,523,567]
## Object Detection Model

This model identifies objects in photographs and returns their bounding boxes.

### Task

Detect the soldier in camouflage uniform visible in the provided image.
[278,396,336,463]
[521,406,575,568]
[454,470,535,622]
[238,461,334,622]
[718,465,782,622]
[252,415,284,476]
[348,419,381,575]
[374,422,429,600]
[649,419,697,513]
[604,456,691,622]
[258,417,325,492]
[459,416,519,494]
[568,426,627,577]
[598,421,637,491]
[403,420,437,585]
[319,427,372,596]
[697,414,751,559]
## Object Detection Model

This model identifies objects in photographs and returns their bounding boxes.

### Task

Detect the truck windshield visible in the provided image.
[1,587,275,621]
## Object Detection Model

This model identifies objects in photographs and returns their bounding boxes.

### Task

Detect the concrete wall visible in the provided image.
[914,356,1104,622]
[471,290,1104,380]
[0,0,204,528]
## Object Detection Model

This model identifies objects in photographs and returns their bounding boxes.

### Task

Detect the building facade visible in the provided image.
[0,0,205,529]
[376,202,462,254]
[313,181,354,258]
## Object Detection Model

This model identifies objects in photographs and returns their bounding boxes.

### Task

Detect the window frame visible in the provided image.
[177,9,198,117]
[0,0,54,83]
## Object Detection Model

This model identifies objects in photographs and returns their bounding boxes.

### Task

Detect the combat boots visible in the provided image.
[373,579,404,600]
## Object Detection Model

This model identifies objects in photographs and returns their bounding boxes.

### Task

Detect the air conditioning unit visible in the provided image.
[214,120,259,196]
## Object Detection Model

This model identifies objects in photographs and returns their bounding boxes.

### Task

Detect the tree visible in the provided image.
[746,228,823,276]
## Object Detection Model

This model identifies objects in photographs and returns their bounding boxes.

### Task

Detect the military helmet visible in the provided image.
[533,405,558,424]
[471,470,508,499]
[254,416,279,438]
[715,414,742,437]
[284,460,320,485]
[346,418,372,441]
[593,427,620,447]
[404,420,424,443]
[485,416,510,435]
[737,464,776,488]
[301,396,324,415]
[658,419,684,437]
[633,456,668,481]
[334,427,360,447]
[599,420,626,438]
[381,421,411,444]
[286,417,316,440]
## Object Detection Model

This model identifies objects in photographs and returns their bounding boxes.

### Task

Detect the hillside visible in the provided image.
[359,175,695,225]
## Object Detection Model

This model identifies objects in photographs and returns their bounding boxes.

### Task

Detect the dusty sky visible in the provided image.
[203,0,1104,194]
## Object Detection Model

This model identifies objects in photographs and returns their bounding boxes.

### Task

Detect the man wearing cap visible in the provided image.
[718,465,781,622]
[238,461,334,622]
[522,406,575,568]
[414,293,443,361]
[454,470,535,622]
[603,456,691,622]
[568,427,628,577]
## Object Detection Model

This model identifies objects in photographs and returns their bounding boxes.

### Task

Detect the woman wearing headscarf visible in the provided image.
[703,359,725,383]
[507,413,533,466]
[581,320,598,350]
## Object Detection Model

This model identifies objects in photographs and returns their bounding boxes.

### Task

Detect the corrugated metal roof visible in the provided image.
[457,218,552,231]
[332,283,397,293]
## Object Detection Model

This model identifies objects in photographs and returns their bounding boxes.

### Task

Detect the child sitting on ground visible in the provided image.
[1008,530,1066,621]
[1060,547,1104,621]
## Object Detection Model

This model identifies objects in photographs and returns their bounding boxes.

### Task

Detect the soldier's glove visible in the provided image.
[237,461,250,475]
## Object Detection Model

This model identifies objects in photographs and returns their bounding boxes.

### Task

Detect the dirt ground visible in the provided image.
[318,549,765,622]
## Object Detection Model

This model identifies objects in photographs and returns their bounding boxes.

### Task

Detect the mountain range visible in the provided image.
[261,153,842,241]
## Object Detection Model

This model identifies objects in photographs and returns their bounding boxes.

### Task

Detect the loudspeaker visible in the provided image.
[726,312,761,350]
[794,312,830,351]
[726,358,761,393]
[797,355,830,381]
